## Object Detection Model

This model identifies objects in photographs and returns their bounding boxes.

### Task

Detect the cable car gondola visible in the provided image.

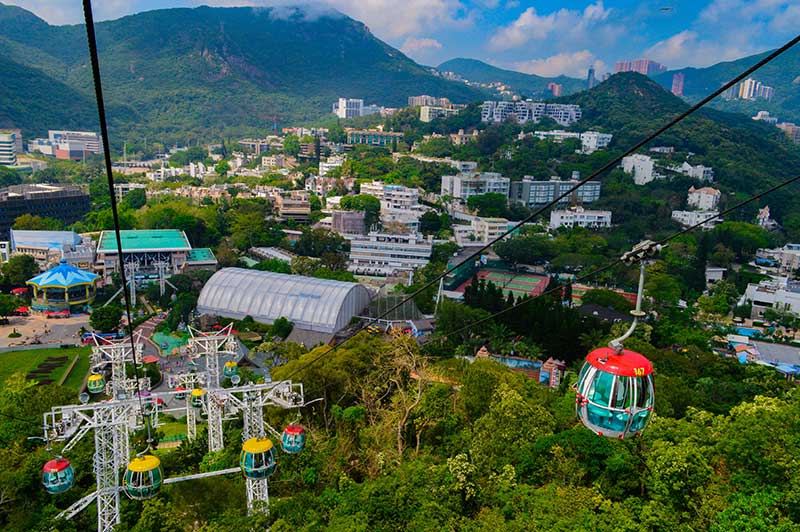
[175,386,187,401]
[240,438,276,479]
[124,455,163,500]
[42,457,75,494]
[191,388,205,408]
[281,424,306,454]
[573,249,658,439]
[574,347,654,439]
[223,361,238,378]
[87,373,105,394]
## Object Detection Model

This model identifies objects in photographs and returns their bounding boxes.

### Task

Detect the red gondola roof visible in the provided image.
[43,458,71,473]
[586,347,653,377]
[284,424,305,435]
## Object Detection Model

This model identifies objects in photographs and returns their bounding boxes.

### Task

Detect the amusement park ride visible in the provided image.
[574,240,661,439]
[39,324,308,532]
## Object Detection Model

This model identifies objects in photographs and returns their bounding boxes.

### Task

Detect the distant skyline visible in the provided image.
[5,0,800,78]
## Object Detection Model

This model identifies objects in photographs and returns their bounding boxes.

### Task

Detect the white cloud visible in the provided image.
[401,37,443,55]
[643,30,756,69]
[4,0,136,24]
[511,50,606,78]
[488,1,615,51]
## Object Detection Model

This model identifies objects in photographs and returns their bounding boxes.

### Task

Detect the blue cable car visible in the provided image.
[281,424,306,454]
[42,457,75,494]
[240,438,276,479]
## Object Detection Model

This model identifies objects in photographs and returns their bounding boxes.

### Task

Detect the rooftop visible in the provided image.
[10,229,81,250]
[26,259,98,288]
[98,229,191,253]
[187,248,217,263]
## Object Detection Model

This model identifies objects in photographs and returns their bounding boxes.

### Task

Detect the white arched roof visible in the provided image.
[196,268,371,333]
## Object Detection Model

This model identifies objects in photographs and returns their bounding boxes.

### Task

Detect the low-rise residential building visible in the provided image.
[687,186,721,210]
[579,131,613,154]
[671,210,721,230]
[756,244,800,273]
[621,154,661,185]
[274,190,311,221]
[510,176,601,206]
[319,155,346,176]
[777,122,800,143]
[408,95,451,107]
[454,217,511,245]
[743,276,800,318]
[333,98,364,119]
[331,210,366,235]
[481,101,582,126]
[392,153,478,173]
[420,106,463,122]
[239,137,284,154]
[441,172,510,200]
[549,207,611,229]
[753,110,778,124]
[450,129,479,145]
[250,246,297,263]
[348,231,433,275]
[114,182,147,201]
[346,129,404,147]
[676,162,715,182]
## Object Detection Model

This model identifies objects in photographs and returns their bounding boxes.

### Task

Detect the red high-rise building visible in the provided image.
[671,72,684,96]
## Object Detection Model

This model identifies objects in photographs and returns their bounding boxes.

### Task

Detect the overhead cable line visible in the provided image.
[283,33,800,382]
[433,172,800,342]
[302,170,800,402]
[82,0,147,418]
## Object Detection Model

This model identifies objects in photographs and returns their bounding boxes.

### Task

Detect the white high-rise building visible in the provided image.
[441,172,510,200]
[0,132,17,166]
[333,98,364,119]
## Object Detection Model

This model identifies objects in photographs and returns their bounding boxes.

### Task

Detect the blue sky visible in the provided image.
[7,0,800,77]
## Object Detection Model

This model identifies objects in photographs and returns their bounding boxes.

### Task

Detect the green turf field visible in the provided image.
[0,346,91,391]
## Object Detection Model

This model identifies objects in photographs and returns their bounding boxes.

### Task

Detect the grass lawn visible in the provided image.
[159,421,189,438]
[0,346,92,391]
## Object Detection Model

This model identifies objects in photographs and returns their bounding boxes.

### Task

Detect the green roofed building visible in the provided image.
[96,229,205,282]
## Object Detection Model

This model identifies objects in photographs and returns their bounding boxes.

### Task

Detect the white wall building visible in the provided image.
[671,210,721,230]
[333,98,364,119]
[319,155,346,177]
[441,172,510,200]
[677,162,715,182]
[0,132,17,166]
[622,154,660,185]
[481,101,582,126]
[113,182,147,201]
[549,207,611,229]
[579,131,613,154]
[348,232,433,274]
[420,106,462,122]
[687,186,721,210]
[743,276,800,318]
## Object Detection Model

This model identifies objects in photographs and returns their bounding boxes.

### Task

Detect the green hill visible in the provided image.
[653,46,800,123]
[0,3,485,143]
[437,57,586,97]
[560,72,800,219]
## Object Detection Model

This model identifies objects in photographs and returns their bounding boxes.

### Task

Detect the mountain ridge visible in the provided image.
[437,57,585,97]
[0,4,486,142]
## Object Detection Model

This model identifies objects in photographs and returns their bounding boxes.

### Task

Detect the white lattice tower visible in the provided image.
[45,400,138,532]
[124,261,138,304]
[168,371,206,442]
[154,259,170,297]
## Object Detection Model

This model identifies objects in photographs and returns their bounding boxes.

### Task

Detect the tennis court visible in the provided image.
[456,269,550,298]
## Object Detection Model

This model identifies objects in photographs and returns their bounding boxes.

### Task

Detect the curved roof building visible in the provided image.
[26,259,99,311]
[197,268,371,333]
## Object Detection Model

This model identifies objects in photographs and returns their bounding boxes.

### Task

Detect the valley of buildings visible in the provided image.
[2,84,799,377]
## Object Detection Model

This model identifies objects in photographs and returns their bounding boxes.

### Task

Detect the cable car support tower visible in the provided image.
[42,327,307,531]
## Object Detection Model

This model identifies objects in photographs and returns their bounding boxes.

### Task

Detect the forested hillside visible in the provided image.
[437,58,586,96]
[0,3,485,142]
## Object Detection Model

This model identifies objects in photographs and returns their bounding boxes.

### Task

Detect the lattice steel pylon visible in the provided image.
[45,328,305,530]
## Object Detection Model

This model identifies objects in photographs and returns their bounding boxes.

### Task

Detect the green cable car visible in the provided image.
[87,373,105,394]
[124,455,163,500]
[240,438,276,479]
[223,361,238,378]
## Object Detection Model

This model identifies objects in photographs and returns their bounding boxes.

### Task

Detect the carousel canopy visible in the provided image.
[26,259,98,289]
